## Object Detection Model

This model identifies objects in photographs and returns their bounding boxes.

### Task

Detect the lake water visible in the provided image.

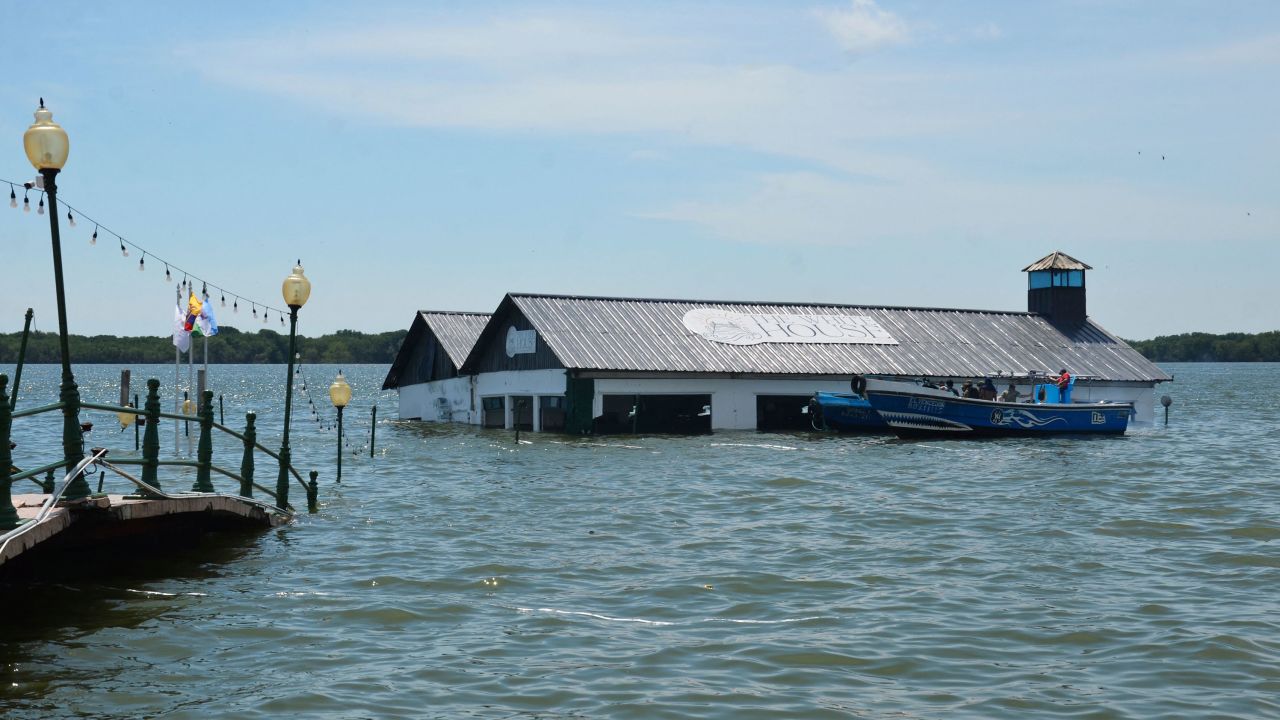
[1,362,1278,718]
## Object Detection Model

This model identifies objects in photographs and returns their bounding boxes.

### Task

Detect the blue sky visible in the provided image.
[2,1,1276,339]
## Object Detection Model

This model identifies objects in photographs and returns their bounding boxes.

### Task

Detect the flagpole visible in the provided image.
[174,286,181,455]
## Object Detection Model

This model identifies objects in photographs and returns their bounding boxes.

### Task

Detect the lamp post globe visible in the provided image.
[276,261,311,509]
[24,99,69,171]
[329,370,351,483]
[24,100,90,501]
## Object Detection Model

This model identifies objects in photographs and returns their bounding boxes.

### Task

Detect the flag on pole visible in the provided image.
[195,295,219,337]
[172,304,191,352]
[183,293,203,332]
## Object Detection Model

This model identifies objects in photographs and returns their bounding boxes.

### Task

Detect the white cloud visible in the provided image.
[812,0,908,55]
[971,21,1002,41]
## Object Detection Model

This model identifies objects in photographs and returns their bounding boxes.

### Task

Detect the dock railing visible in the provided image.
[1,374,318,531]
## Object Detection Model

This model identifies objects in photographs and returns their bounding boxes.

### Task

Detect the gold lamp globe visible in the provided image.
[329,370,352,409]
[282,260,312,309]
[24,99,69,171]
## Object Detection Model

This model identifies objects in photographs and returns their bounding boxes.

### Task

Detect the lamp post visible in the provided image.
[328,370,351,483]
[276,261,311,509]
[24,99,90,501]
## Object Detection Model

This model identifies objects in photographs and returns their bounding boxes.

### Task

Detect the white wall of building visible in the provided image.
[397,377,476,423]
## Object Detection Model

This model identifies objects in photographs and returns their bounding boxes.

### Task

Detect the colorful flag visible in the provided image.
[172,304,191,352]
[183,293,203,332]
[195,295,219,337]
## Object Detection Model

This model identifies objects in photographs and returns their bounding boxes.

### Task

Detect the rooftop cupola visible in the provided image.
[1023,251,1091,328]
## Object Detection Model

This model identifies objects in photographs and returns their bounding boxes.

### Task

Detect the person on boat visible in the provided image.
[944,380,959,396]
[961,381,980,399]
[1056,368,1071,391]
[978,378,998,400]
[1000,383,1021,403]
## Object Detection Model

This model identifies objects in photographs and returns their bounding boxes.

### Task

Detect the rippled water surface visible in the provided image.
[2,362,1278,718]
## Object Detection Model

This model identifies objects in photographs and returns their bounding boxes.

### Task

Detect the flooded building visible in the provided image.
[381,311,490,423]
[384,253,1170,432]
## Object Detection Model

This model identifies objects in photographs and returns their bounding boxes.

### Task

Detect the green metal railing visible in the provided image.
[1,375,318,531]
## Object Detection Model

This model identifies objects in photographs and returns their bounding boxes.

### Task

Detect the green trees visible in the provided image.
[0,326,407,364]
[1125,331,1280,362]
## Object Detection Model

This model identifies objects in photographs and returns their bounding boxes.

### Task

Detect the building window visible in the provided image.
[482,396,505,428]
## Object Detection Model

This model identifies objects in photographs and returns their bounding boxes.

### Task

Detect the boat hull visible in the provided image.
[863,381,1133,438]
[810,392,888,432]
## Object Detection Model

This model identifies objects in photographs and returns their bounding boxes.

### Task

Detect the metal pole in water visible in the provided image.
[134,393,140,450]
[10,308,33,411]
[369,405,377,458]
[1161,395,1172,426]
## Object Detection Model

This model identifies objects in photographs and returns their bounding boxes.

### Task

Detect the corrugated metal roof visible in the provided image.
[382,311,491,389]
[1022,251,1092,271]
[508,294,1170,382]
[423,311,492,368]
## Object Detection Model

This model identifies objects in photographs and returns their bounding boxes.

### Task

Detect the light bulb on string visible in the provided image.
[37,195,44,215]
[164,265,172,283]
[221,293,226,307]
[91,225,98,245]
[279,313,285,326]
[120,239,129,257]
[138,254,145,272]
[233,299,238,313]
[23,188,30,212]
[252,305,257,319]
[67,211,76,228]
[8,184,15,209]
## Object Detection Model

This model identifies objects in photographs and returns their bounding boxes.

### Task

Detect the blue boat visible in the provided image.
[808,391,889,432]
[862,377,1133,437]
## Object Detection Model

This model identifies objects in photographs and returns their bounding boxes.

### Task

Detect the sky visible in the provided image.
[1,1,1277,340]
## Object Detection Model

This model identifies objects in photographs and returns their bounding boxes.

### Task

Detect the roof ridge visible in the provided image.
[508,292,1034,316]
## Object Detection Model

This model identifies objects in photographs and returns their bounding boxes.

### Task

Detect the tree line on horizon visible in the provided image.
[2,327,1277,365]
[1123,331,1280,362]
[0,326,407,365]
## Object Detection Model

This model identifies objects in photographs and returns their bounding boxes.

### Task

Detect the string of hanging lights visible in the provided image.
[4,175,292,325]
[293,358,372,456]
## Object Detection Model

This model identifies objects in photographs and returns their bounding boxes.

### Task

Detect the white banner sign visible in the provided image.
[505,326,537,357]
[682,309,898,346]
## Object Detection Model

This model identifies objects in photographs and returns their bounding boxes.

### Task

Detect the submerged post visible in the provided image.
[134,393,140,451]
[141,379,161,492]
[239,412,256,498]
[370,405,377,458]
[0,375,21,530]
[307,470,318,513]
[10,309,33,411]
[192,389,215,492]
[218,394,224,426]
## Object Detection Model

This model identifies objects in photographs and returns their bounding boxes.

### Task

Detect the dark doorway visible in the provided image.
[482,396,505,428]
[540,396,566,432]
[511,396,533,431]
[595,394,712,435]
[756,395,812,431]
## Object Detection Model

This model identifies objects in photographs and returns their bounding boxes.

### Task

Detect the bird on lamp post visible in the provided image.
[24,99,92,501]
[329,370,351,483]
[276,261,311,509]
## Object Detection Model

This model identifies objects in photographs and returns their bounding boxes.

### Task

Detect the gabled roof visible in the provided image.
[1023,251,1092,272]
[382,311,491,390]
[461,293,1169,383]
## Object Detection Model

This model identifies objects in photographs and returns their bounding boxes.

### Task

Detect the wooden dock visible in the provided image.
[0,492,287,577]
